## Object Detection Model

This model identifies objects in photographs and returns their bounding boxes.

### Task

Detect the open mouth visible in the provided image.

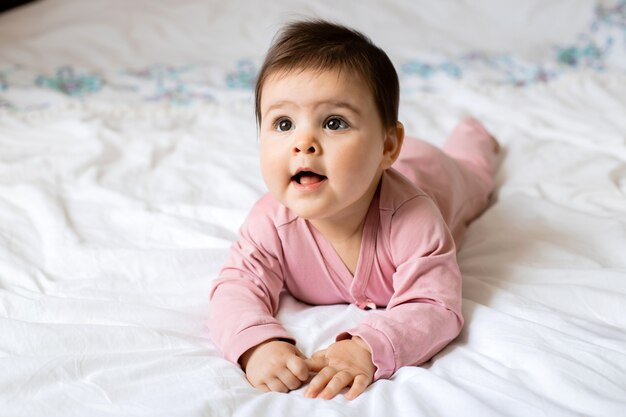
[291,170,327,186]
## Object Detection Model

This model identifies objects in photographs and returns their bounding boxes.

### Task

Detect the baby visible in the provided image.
[209,19,499,400]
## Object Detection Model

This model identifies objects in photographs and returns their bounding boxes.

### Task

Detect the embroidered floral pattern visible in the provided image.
[400,61,462,80]
[0,1,625,111]
[400,0,625,88]
[122,64,214,106]
[35,67,104,97]
[226,59,257,90]
[594,1,626,31]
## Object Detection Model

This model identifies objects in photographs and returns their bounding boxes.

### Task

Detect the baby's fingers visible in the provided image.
[304,366,335,398]
[277,368,304,391]
[286,356,309,382]
[345,374,371,400]
[304,351,327,373]
[318,370,354,400]
[266,378,289,393]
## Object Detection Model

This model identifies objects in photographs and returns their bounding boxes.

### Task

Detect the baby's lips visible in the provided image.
[298,173,325,186]
[292,167,322,176]
[291,168,327,184]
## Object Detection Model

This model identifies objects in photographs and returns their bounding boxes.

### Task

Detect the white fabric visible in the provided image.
[0,1,625,416]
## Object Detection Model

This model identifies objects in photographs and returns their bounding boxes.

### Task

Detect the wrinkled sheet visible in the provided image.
[0,1,625,416]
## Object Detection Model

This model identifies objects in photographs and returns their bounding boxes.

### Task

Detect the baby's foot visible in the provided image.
[489,133,500,154]
[459,117,500,154]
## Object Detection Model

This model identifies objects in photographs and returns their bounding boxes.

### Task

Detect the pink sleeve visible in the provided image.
[208,197,294,365]
[338,196,464,380]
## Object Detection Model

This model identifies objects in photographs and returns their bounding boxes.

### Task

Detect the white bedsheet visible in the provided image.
[0,1,625,416]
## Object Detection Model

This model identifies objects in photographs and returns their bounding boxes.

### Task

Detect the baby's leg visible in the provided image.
[392,118,500,245]
[442,117,500,183]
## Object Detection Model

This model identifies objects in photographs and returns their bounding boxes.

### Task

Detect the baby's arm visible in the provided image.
[336,196,463,383]
[240,338,309,393]
[304,336,375,400]
[209,196,302,392]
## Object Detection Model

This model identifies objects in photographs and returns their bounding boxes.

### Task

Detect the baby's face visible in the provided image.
[258,68,391,224]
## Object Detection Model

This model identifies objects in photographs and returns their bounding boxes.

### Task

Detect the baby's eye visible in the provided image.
[324,117,349,131]
[274,118,293,132]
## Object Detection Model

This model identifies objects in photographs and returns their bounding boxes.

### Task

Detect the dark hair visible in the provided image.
[254,19,400,129]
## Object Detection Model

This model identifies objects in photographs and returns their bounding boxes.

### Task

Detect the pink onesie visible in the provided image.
[209,118,497,380]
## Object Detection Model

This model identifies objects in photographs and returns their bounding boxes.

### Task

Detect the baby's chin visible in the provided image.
[265,189,320,218]
[280,200,324,220]
[284,204,317,220]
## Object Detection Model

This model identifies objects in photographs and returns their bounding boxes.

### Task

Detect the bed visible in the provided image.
[1,0,625,416]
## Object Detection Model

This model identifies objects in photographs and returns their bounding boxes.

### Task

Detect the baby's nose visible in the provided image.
[293,133,319,154]
[293,144,317,154]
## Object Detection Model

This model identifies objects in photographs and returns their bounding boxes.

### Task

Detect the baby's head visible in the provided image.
[255,19,399,131]
[255,20,404,224]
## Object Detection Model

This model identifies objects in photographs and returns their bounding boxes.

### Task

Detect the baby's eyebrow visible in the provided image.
[263,99,362,118]
[265,100,294,114]
[323,100,362,115]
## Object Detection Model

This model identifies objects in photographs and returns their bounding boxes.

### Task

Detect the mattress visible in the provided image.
[0,0,625,416]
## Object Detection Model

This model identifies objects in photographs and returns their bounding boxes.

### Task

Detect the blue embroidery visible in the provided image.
[400,61,463,79]
[595,1,626,32]
[122,64,213,105]
[226,59,257,90]
[401,0,626,87]
[35,67,104,97]
[0,0,625,111]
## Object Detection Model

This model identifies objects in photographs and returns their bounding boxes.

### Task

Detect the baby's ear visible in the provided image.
[382,121,405,169]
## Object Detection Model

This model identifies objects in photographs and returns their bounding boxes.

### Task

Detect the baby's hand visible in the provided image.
[239,339,309,393]
[304,337,376,400]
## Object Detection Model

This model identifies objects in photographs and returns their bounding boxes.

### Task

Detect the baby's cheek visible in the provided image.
[260,156,282,188]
